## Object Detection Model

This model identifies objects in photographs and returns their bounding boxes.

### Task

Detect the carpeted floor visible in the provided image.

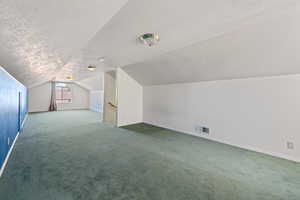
[0,110,299,200]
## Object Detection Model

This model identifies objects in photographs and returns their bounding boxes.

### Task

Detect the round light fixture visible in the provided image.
[88,65,97,71]
[66,76,74,80]
[139,33,160,47]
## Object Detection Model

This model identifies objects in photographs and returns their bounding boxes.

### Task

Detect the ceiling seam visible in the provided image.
[122,0,300,70]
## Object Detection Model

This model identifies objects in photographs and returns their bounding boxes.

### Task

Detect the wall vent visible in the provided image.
[202,127,210,134]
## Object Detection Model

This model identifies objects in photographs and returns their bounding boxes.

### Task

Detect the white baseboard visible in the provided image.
[0,131,20,177]
[0,113,28,177]
[144,121,300,163]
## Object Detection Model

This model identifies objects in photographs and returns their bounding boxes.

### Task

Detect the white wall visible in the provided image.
[78,75,104,113]
[79,75,104,90]
[28,82,52,112]
[143,75,300,162]
[117,68,143,126]
[29,82,89,112]
[103,71,117,125]
[57,83,89,111]
[90,90,104,112]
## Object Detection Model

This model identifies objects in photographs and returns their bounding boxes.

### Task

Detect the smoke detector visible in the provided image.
[139,33,160,47]
[97,57,105,62]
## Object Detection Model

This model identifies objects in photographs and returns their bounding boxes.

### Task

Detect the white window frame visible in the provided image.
[55,83,72,104]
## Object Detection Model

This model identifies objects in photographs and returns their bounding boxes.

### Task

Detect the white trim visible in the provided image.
[144,121,300,163]
[0,114,28,178]
[0,131,20,177]
[21,114,28,129]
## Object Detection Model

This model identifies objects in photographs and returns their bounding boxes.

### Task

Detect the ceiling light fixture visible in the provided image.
[87,65,97,71]
[66,76,74,81]
[139,33,160,47]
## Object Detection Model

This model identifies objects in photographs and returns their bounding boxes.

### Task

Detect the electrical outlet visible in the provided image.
[287,142,294,150]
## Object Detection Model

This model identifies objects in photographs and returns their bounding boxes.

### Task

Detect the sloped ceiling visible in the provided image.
[123,2,300,85]
[0,0,128,87]
[1,0,300,87]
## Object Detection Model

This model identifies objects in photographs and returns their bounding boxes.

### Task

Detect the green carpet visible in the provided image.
[0,110,299,200]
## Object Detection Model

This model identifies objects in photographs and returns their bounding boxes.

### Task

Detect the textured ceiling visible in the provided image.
[83,0,294,68]
[0,0,299,87]
[0,0,128,87]
[123,1,300,85]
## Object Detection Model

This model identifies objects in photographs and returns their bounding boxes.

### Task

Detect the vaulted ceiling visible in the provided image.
[0,0,128,87]
[1,0,300,87]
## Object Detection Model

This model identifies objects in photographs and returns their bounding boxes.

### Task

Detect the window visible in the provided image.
[56,82,72,103]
